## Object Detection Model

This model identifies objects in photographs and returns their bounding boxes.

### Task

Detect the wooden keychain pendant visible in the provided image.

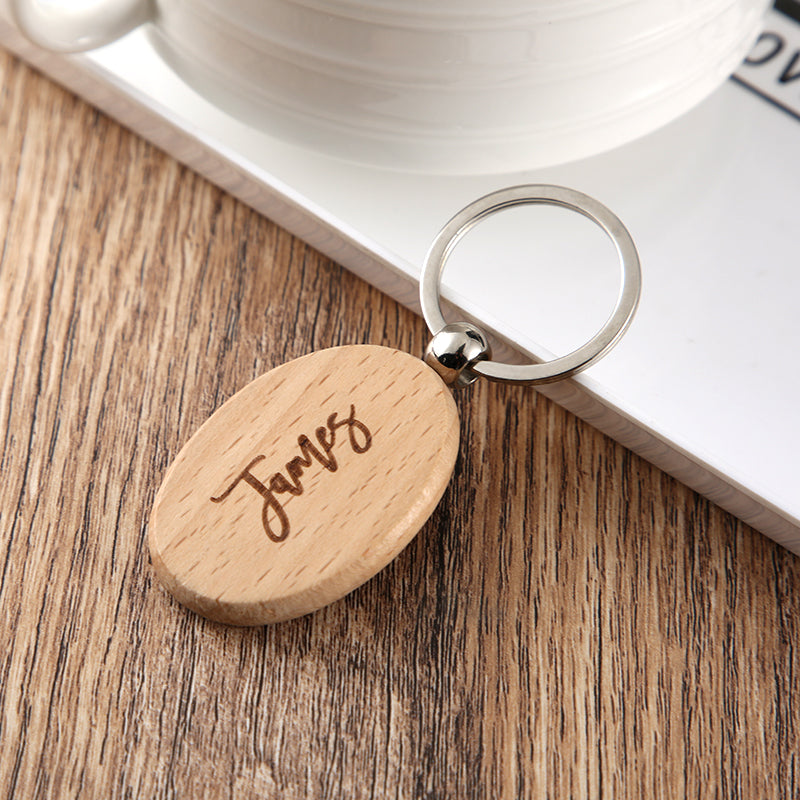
[150,345,461,625]
[149,185,642,625]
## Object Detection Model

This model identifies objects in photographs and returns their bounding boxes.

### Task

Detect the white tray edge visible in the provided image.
[3,18,797,554]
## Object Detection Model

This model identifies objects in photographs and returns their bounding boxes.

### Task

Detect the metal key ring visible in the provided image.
[420,184,641,386]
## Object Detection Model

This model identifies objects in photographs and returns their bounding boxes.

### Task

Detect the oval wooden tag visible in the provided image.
[149,345,460,625]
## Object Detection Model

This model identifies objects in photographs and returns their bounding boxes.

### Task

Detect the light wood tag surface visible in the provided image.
[149,345,460,625]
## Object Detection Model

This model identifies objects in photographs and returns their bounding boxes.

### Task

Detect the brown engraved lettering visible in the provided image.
[329,404,372,453]
[210,404,372,542]
[210,455,290,543]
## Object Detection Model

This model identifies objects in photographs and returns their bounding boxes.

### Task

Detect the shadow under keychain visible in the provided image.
[148,185,641,625]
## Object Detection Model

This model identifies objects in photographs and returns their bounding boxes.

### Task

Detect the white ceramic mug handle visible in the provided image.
[11,0,153,52]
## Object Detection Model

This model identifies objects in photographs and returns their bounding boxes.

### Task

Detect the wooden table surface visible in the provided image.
[1,49,798,800]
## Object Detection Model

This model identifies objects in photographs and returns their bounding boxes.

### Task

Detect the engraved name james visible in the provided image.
[210,404,372,542]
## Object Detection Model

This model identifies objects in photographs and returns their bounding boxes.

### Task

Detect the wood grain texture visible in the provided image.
[0,48,798,799]
[150,345,459,624]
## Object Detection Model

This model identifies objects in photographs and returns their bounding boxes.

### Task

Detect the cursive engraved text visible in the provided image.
[210,404,372,542]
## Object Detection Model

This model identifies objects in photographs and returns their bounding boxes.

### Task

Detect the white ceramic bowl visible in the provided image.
[12,0,771,173]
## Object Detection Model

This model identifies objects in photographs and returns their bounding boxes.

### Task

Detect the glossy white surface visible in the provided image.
[11,0,771,172]
[0,8,797,550]
[9,0,147,50]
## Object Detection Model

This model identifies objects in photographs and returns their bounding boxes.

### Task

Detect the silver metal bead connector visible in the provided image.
[424,322,492,389]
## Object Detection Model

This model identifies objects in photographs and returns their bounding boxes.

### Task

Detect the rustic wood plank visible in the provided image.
[0,48,798,799]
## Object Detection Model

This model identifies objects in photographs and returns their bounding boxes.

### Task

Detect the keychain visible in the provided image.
[148,185,641,625]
